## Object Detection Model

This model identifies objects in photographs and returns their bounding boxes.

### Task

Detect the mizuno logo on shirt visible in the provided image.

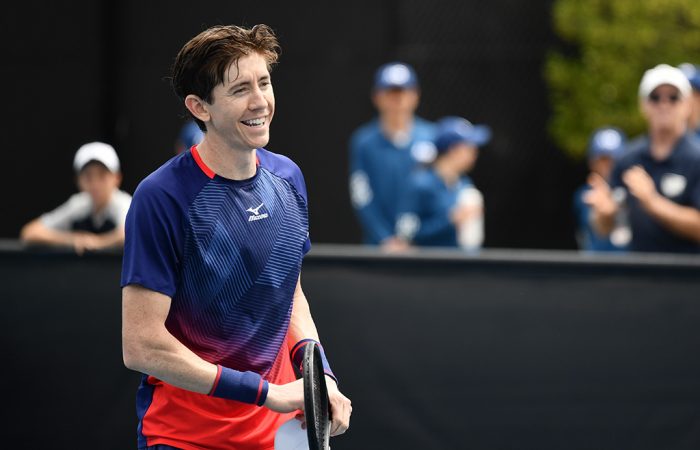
[246,203,269,222]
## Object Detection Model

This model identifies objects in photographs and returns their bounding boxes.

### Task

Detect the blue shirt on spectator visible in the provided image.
[395,168,472,247]
[349,118,436,244]
[610,133,700,253]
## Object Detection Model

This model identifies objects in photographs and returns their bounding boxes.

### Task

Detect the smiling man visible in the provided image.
[586,64,700,253]
[120,25,351,449]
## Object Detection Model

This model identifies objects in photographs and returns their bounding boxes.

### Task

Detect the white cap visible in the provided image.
[638,64,692,99]
[73,142,120,173]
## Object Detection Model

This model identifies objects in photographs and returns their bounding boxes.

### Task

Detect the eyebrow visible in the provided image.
[228,75,271,93]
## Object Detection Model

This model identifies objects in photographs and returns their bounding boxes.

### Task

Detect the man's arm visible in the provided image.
[288,277,352,436]
[122,284,305,411]
[623,165,700,243]
[21,219,125,254]
[349,140,397,245]
[20,218,79,247]
[583,173,619,237]
[122,284,222,392]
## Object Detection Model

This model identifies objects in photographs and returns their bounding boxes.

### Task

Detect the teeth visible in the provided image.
[242,118,265,126]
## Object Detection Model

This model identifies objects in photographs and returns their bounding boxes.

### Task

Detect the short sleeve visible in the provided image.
[40,193,90,231]
[288,165,312,255]
[120,181,183,298]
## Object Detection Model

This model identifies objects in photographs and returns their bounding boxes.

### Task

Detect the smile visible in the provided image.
[241,118,266,127]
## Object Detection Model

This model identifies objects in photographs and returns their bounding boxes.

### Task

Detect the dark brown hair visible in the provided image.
[172,24,281,131]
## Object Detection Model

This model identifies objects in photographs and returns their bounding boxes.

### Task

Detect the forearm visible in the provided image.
[642,194,700,243]
[20,220,76,247]
[123,325,218,394]
[95,227,125,248]
[122,285,218,394]
[288,280,320,343]
[590,209,616,237]
[418,213,456,241]
[288,278,337,383]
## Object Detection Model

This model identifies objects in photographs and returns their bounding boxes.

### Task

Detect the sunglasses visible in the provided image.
[648,93,681,104]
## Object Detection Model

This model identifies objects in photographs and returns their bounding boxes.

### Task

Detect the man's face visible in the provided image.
[642,84,691,132]
[372,87,419,116]
[77,162,121,209]
[589,155,614,180]
[448,142,479,174]
[204,52,275,151]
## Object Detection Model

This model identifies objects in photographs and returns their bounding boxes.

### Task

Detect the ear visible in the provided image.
[185,95,210,124]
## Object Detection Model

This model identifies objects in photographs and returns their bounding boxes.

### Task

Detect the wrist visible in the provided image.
[208,365,268,406]
[290,338,338,384]
[640,191,663,213]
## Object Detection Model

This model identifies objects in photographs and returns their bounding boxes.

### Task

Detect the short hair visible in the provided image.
[171,24,281,131]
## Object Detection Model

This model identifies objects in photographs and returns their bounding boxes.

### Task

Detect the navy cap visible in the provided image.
[678,62,700,91]
[373,62,419,91]
[434,116,492,153]
[587,127,626,160]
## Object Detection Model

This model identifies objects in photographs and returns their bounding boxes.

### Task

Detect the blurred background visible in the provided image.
[3,1,700,449]
[0,0,582,248]
[4,0,698,248]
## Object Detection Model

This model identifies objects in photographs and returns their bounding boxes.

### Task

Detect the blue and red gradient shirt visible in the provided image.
[121,146,311,450]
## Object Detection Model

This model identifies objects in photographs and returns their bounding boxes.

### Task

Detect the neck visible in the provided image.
[92,191,113,214]
[196,137,257,180]
[649,124,686,160]
[380,113,413,138]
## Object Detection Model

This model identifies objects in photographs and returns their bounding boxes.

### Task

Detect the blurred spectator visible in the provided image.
[20,142,132,254]
[678,63,700,137]
[395,116,491,251]
[349,62,436,251]
[586,64,700,253]
[573,127,631,252]
[174,119,204,154]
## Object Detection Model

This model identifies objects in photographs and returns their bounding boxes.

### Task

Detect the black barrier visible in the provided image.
[2,241,700,449]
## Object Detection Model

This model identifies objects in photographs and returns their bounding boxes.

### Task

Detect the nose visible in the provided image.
[248,85,268,111]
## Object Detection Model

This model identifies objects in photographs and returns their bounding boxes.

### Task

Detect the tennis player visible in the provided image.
[121,24,351,449]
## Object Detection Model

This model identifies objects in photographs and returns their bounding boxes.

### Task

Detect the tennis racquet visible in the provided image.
[302,341,331,450]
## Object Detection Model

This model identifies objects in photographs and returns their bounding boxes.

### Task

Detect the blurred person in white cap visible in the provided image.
[678,62,700,138]
[20,141,132,254]
[395,116,491,251]
[586,64,700,253]
[348,61,436,251]
[573,126,631,252]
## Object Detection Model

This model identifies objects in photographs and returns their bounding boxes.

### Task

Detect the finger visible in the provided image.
[294,411,306,429]
[329,400,350,436]
[587,172,607,189]
[330,409,349,436]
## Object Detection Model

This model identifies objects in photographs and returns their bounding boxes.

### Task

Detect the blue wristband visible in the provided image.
[208,365,269,406]
[290,339,337,384]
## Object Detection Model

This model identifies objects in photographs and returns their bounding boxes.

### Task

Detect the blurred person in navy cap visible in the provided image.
[20,141,132,254]
[394,116,490,250]
[586,64,700,253]
[348,61,436,251]
[678,63,700,137]
[573,127,631,252]
[174,119,204,154]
